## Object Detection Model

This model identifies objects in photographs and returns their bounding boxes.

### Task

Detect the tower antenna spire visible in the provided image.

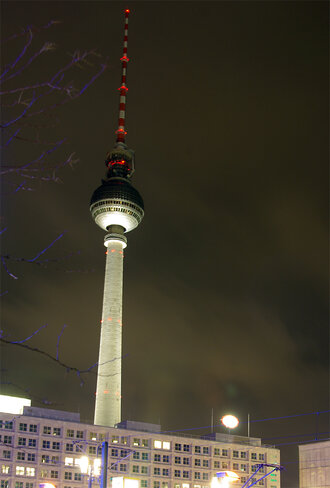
[115,9,130,145]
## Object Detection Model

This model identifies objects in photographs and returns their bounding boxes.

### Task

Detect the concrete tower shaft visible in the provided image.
[94,232,126,427]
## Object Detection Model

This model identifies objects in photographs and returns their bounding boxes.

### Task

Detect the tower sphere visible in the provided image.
[90,177,144,233]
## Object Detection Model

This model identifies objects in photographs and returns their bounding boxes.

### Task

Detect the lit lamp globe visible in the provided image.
[221,414,239,429]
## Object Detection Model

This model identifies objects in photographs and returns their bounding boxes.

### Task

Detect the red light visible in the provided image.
[104,390,109,394]
[125,9,130,13]
[111,249,116,253]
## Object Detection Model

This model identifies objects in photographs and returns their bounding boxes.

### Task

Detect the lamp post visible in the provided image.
[79,455,101,488]
[211,471,240,488]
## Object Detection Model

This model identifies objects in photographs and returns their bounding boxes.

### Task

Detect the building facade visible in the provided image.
[299,440,330,488]
[0,404,280,488]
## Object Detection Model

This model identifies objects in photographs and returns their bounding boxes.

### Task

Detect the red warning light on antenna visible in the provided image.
[125,9,130,13]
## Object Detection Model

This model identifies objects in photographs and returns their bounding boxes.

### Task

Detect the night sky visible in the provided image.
[1,2,329,487]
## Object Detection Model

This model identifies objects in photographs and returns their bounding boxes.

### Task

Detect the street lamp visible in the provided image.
[221,415,239,429]
[78,455,101,488]
[211,471,240,488]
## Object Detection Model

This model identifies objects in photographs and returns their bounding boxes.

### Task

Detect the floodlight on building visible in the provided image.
[78,456,89,474]
[221,414,239,429]
[39,484,57,488]
[0,394,31,414]
[112,477,140,488]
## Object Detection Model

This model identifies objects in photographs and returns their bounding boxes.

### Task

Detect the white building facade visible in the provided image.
[0,405,280,488]
[299,440,330,488]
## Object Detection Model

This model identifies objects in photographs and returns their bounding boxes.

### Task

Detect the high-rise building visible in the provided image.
[90,9,144,428]
[0,398,281,488]
[299,440,330,488]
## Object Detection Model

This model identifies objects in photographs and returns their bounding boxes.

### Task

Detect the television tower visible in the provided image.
[90,9,144,427]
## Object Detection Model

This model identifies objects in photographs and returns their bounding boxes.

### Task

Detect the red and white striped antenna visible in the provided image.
[115,9,130,145]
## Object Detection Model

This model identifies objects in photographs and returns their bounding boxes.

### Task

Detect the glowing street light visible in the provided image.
[221,414,239,429]
[211,471,240,488]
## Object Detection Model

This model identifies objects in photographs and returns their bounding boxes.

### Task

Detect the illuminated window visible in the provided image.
[53,427,61,436]
[16,466,25,475]
[65,457,74,466]
[17,452,25,460]
[142,439,149,447]
[154,468,161,476]
[162,469,169,476]
[43,426,51,435]
[222,449,228,457]
[142,453,149,461]
[99,433,105,441]
[67,429,74,438]
[52,442,60,450]
[154,440,162,449]
[76,431,84,439]
[3,450,10,459]
[64,472,72,480]
[28,439,36,447]
[182,484,190,488]
[175,443,182,451]
[174,470,181,477]
[41,455,50,464]
[163,442,170,450]
[194,459,201,467]
[132,465,139,473]
[40,470,48,478]
[66,443,73,452]
[233,451,239,458]
[133,438,140,447]
[112,436,119,444]
[163,455,169,463]
[175,457,181,464]
[202,460,208,468]
[121,436,128,444]
[19,423,27,431]
[195,446,201,454]
[50,470,58,478]
[214,448,220,456]
[26,468,35,477]
[162,483,168,488]
[214,461,220,468]
[202,447,209,455]
[1,465,10,474]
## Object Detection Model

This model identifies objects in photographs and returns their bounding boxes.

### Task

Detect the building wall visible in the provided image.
[299,441,330,488]
[0,410,280,488]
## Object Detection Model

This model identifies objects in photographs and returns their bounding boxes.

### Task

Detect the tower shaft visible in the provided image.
[94,234,126,427]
